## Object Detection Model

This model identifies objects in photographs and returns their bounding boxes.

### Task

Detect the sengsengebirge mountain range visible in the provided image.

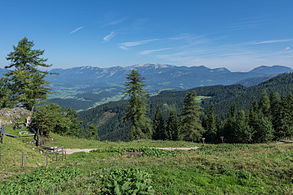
[0,64,292,110]
[79,72,293,141]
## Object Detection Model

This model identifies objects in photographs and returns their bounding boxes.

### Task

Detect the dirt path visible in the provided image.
[63,148,97,154]
[63,146,199,154]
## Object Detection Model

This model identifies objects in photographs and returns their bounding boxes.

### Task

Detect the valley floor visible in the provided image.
[0,134,292,194]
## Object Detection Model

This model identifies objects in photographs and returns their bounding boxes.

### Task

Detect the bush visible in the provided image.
[31,104,83,137]
[88,168,155,194]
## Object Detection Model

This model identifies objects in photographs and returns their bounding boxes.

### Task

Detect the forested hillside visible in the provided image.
[79,73,293,141]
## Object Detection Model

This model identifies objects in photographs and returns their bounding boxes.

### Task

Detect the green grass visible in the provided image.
[48,133,200,149]
[1,132,292,194]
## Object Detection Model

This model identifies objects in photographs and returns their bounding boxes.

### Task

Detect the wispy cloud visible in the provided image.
[140,48,171,55]
[70,26,84,34]
[119,39,159,50]
[106,17,127,26]
[252,39,293,45]
[103,32,115,41]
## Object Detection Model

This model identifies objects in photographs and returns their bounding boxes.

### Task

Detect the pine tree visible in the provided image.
[86,124,99,140]
[4,37,52,110]
[124,70,152,140]
[152,106,166,140]
[253,115,274,143]
[274,94,293,139]
[204,104,217,143]
[259,90,270,117]
[166,110,179,141]
[0,78,13,108]
[249,100,274,143]
[180,91,205,142]
[234,109,253,143]
[222,104,237,142]
[270,91,281,135]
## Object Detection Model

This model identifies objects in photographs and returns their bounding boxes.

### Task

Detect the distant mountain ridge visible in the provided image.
[79,72,293,141]
[0,64,292,110]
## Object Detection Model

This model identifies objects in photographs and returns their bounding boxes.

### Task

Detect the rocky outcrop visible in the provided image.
[0,107,31,125]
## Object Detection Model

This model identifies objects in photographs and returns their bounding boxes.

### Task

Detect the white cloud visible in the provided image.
[70,26,84,34]
[285,46,291,51]
[106,17,127,26]
[253,39,293,45]
[139,48,171,55]
[119,39,159,49]
[103,32,115,41]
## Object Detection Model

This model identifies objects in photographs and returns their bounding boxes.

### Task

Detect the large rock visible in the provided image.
[0,107,31,125]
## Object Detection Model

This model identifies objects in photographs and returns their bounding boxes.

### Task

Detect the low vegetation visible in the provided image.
[1,135,292,194]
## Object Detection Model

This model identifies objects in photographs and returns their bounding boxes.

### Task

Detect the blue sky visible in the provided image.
[1,0,293,71]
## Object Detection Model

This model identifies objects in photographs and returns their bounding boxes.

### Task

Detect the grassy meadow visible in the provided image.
[0,130,292,194]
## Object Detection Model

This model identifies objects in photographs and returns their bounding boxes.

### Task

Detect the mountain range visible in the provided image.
[0,64,292,110]
[79,72,293,141]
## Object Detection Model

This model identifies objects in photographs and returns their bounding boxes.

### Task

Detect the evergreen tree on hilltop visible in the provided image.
[248,100,274,143]
[234,109,253,143]
[152,106,166,140]
[86,124,99,140]
[180,91,205,142]
[259,90,271,117]
[203,104,217,143]
[0,78,13,108]
[124,70,152,140]
[222,104,237,143]
[274,94,293,139]
[270,91,281,134]
[166,110,179,141]
[3,37,53,110]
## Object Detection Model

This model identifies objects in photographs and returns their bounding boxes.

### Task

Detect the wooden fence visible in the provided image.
[0,147,66,168]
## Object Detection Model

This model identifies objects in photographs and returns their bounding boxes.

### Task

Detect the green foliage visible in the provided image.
[273,94,293,139]
[234,110,253,143]
[0,166,81,194]
[124,70,152,140]
[88,168,155,194]
[166,110,179,141]
[222,104,237,143]
[259,90,271,117]
[152,106,166,140]
[31,104,83,137]
[203,104,217,143]
[0,78,13,108]
[3,37,53,110]
[86,124,99,140]
[180,91,205,142]
[92,147,177,158]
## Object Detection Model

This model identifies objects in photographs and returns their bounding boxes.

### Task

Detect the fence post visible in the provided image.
[1,124,4,144]
[62,149,64,161]
[46,151,48,166]
[22,152,25,167]
[56,153,58,162]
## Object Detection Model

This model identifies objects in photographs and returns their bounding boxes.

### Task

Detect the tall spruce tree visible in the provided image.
[166,110,179,141]
[270,91,281,136]
[3,37,52,110]
[204,103,217,143]
[152,106,166,140]
[86,124,99,140]
[274,94,293,139]
[234,109,253,143]
[180,91,205,142]
[222,104,237,142]
[259,90,270,117]
[124,70,152,140]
